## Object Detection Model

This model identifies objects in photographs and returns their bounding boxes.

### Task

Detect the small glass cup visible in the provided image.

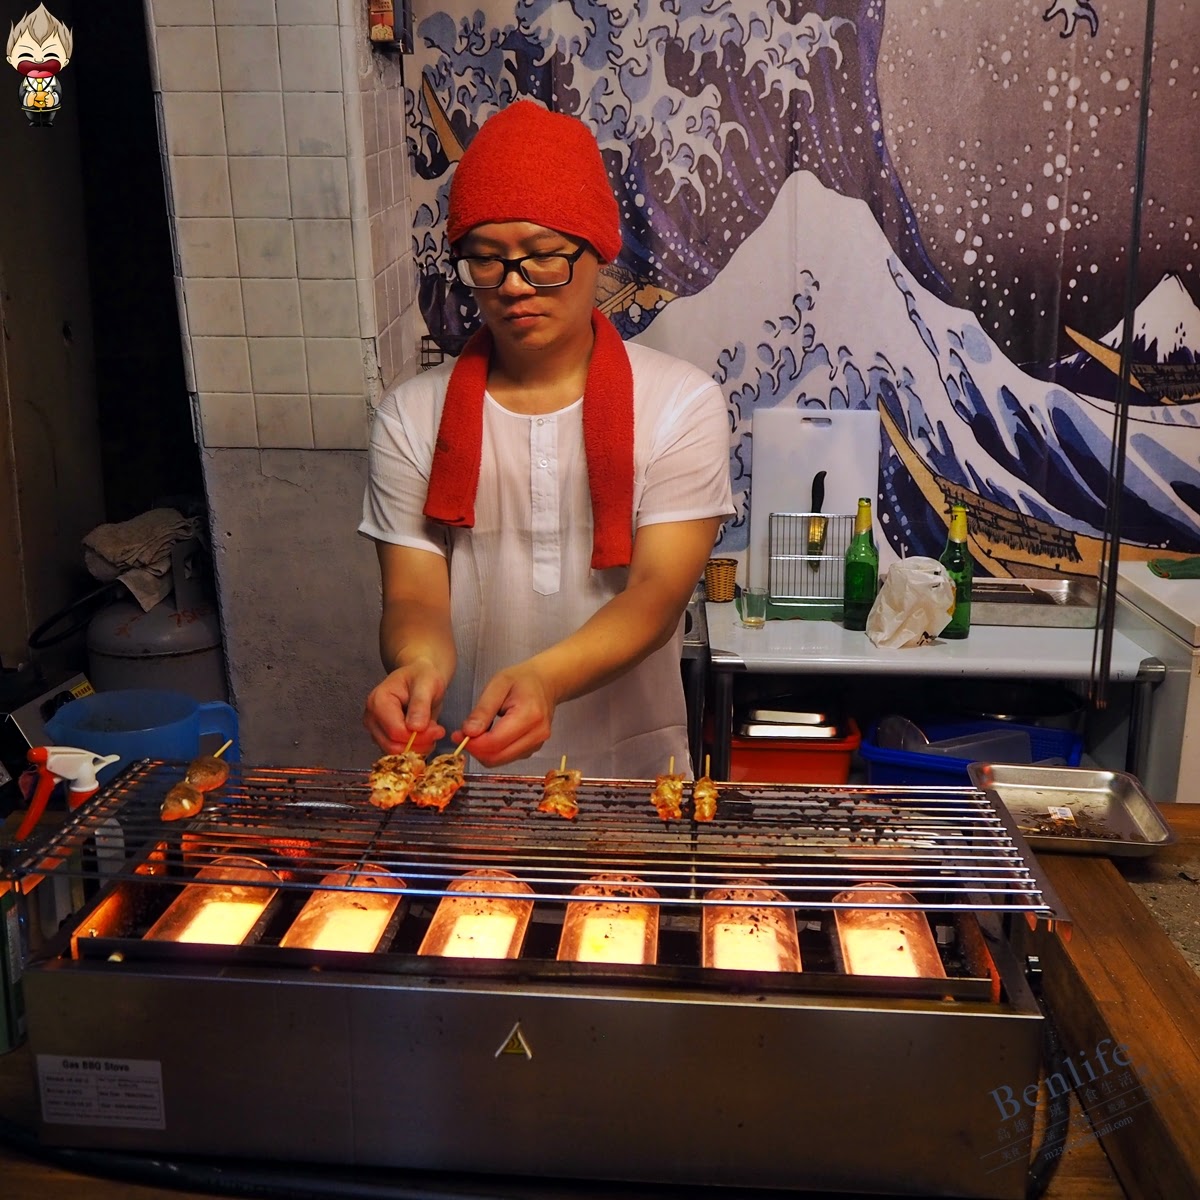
[741,586,769,629]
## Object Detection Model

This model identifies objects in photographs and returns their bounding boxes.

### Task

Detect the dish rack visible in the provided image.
[768,511,855,609]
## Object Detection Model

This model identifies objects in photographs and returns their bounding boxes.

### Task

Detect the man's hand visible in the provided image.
[365,542,456,755]
[363,658,448,755]
[453,664,557,767]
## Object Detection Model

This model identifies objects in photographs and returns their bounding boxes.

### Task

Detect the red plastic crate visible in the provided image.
[726,717,861,784]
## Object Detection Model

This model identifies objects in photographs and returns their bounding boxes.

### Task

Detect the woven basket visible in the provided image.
[704,557,738,602]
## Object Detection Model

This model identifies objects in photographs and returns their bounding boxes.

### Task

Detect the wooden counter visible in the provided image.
[14,808,1200,1198]
[1029,802,1200,1200]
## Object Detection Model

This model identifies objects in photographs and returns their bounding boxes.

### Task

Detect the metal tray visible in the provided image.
[747,708,831,725]
[967,763,1176,856]
[737,721,842,740]
[972,578,1100,628]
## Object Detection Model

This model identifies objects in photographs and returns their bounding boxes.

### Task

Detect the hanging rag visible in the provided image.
[82,507,202,611]
[423,309,635,570]
[1147,556,1200,579]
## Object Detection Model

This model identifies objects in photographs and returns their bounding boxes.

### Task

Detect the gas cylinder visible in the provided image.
[86,539,228,703]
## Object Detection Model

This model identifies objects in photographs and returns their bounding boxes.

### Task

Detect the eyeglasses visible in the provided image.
[450,245,589,289]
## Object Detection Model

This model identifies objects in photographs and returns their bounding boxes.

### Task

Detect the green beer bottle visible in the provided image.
[939,503,973,639]
[842,497,879,631]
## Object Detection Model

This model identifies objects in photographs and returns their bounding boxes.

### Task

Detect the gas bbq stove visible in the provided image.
[9,760,1068,1199]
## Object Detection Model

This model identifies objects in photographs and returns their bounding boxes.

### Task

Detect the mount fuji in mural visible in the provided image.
[1032,273,1200,406]
[636,171,1200,573]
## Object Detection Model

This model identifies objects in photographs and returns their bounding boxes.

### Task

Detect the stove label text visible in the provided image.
[37,1054,165,1129]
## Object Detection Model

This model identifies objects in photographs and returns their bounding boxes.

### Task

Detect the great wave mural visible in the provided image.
[399,0,1200,577]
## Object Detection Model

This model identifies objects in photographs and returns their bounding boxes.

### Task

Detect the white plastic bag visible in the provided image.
[866,557,955,648]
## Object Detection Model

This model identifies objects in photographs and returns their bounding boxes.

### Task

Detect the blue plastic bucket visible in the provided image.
[45,688,240,785]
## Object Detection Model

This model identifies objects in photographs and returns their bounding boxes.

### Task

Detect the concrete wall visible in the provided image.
[203,448,381,767]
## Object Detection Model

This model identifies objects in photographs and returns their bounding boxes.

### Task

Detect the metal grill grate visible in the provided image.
[13,761,1066,919]
[768,511,855,603]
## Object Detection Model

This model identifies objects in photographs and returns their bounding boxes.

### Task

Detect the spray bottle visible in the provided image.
[12,746,120,842]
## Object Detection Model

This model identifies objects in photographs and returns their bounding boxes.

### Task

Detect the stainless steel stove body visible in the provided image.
[16,763,1067,1199]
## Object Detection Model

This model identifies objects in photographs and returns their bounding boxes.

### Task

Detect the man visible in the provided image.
[360,100,733,778]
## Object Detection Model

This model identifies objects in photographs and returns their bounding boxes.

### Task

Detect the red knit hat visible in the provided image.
[447,101,623,262]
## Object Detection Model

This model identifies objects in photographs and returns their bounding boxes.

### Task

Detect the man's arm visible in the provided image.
[362,541,457,754]
[457,516,723,766]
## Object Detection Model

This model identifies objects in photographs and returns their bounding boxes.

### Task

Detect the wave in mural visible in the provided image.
[636,170,1200,574]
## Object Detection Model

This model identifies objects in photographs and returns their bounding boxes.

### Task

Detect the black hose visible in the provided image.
[1024,1006,1070,1198]
[27,583,122,650]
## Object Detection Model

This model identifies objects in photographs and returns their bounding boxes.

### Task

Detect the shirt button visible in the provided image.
[536,418,544,426]
[539,458,549,468]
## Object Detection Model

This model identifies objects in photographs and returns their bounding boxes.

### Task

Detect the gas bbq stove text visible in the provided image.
[36,1054,165,1129]
[982,1038,1165,1172]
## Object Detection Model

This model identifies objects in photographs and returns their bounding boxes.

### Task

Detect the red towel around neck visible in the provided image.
[423,309,635,569]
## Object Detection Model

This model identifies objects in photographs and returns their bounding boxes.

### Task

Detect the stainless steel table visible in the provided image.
[704,602,1163,780]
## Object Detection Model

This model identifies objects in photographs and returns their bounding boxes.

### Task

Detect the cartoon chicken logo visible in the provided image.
[6,4,73,127]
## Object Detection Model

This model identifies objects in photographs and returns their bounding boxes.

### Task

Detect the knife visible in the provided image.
[807,470,827,571]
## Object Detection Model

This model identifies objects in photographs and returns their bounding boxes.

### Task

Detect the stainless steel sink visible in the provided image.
[683,587,709,653]
[972,577,1100,627]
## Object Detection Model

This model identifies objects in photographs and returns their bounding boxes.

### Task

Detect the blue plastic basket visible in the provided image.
[859,719,1083,787]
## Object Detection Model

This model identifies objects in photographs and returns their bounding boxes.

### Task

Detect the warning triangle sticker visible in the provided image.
[494,1021,533,1059]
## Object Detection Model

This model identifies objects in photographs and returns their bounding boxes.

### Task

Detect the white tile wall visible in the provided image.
[289,157,350,219]
[279,26,342,92]
[294,219,355,278]
[151,0,215,26]
[170,155,232,217]
[150,4,420,447]
[155,26,220,91]
[279,0,339,24]
[198,392,258,447]
[235,218,297,277]
[223,92,286,155]
[191,336,252,392]
[256,394,314,448]
[249,337,309,394]
[217,25,282,92]
[184,277,244,335]
[311,394,369,449]
[242,278,303,336]
[175,217,238,277]
[161,92,226,155]
[283,91,346,156]
[306,337,362,393]
[299,278,359,337]
[229,156,291,217]
[214,0,274,24]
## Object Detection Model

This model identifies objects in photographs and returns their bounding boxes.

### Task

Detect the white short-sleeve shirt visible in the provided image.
[360,341,734,779]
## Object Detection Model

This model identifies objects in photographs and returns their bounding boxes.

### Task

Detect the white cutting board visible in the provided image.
[747,407,881,590]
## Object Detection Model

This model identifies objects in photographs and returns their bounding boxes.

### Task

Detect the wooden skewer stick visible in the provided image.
[403,732,417,754]
[560,754,568,772]
[214,739,233,759]
[453,736,470,757]
[668,756,675,775]
[703,754,711,778]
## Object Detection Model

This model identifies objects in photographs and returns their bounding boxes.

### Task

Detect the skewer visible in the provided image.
[704,754,711,777]
[214,739,233,759]
[403,732,417,754]
[453,736,470,757]
[539,754,581,819]
[651,756,684,821]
